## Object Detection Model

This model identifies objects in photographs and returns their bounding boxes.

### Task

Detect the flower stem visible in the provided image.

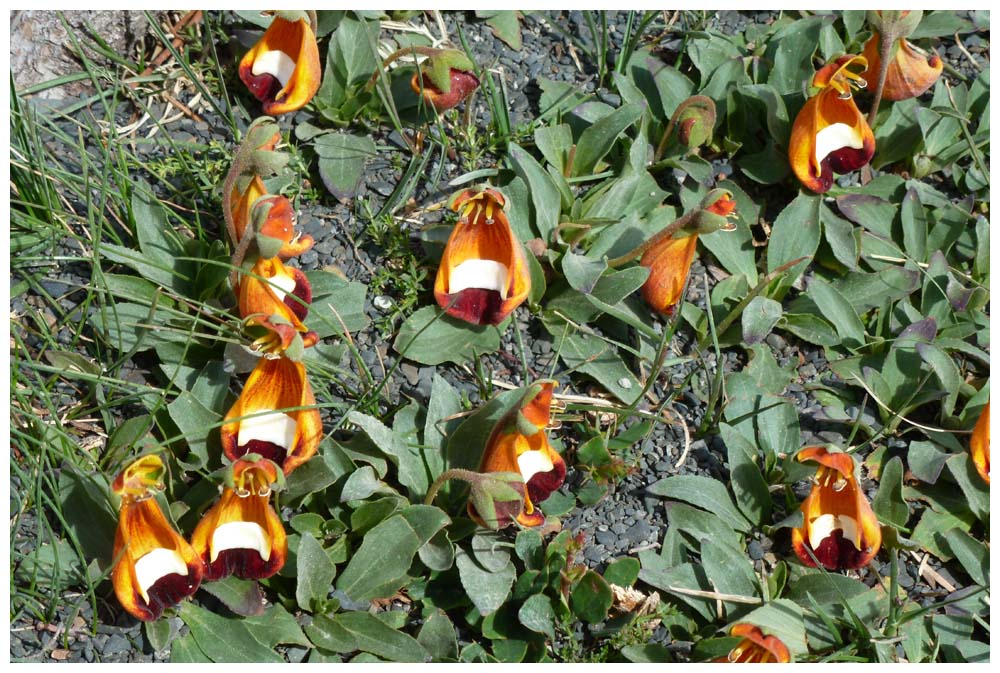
[605,210,696,268]
[424,468,479,506]
[860,32,895,185]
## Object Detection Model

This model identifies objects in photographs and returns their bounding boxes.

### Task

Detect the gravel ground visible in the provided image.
[9,9,988,662]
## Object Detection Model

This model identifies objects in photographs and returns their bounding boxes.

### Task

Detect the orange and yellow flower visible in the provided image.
[970,400,990,485]
[111,455,204,621]
[470,381,566,528]
[791,446,882,571]
[231,180,314,260]
[239,14,321,116]
[434,187,531,326]
[238,256,317,353]
[789,54,876,194]
[715,623,791,663]
[221,355,322,476]
[190,458,287,581]
[640,192,737,315]
[861,32,943,101]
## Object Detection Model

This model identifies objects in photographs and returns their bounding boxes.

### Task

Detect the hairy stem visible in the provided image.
[424,468,480,506]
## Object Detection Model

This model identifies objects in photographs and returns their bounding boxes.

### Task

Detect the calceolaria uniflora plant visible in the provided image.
[9,9,987,664]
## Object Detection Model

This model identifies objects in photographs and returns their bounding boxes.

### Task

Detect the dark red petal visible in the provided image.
[204,548,280,582]
[825,143,875,175]
[235,439,289,468]
[241,70,283,105]
[142,572,201,621]
[526,459,566,506]
[810,529,867,571]
[444,288,505,326]
[283,270,312,321]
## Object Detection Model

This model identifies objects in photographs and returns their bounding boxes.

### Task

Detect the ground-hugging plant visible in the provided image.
[9,9,988,664]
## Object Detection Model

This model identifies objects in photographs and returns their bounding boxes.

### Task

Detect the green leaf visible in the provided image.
[742,296,782,345]
[946,454,989,521]
[764,16,826,95]
[723,373,800,461]
[604,557,641,587]
[179,602,284,663]
[562,253,607,293]
[296,532,338,611]
[830,267,920,313]
[340,465,385,502]
[315,133,378,200]
[626,49,694,123]
[199,576,265,617]
[455,546,515,616]
[145,619,173,653]
[336,506,450,601]
[284,440,354,501]
[701,540,758,609]
[518,593,556,639]
[548,325,641,404]
[820,203,859,270]
[911,504,975,561]
[169,634,210,663]
[571,570,614,623]
[943,529,989,587]
[167,391,219,471]
[479,10,522,49]
[305,613,356,653]
[333,612,430,662]
[319,14,379,110]
[778,312,841,347]
[534,124,573,174]
[128,183,192,292]
[508,143,562,241]
[907,440,950,484]
[786,572,869,605]
[915,342,961,417]
[572,103,643,176]
[722,424,772,526]
[767,192,821,289]
[900,187,928,263]
[872,456,909,529]
[911,10,973,38]
[806,276,866,350]
[417,609,459,661]
[417,528,455,571]
[242,604,312,649]
[306,271,370,335]
[622,644,672,662]
[736,599,809,657]
[394,306,502,366]
[423,374,462,478]
[648,475,752,533]
[637,554,713,620]
[349,411,429,498]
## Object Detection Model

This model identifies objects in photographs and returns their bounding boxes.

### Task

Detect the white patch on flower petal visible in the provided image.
[134,548,188,603]
[268,273,297,303]
[210,521,270,563]
[238,411,297,450]
[808,513,861,551]
[449,259,509,299]
[251,50,296,87]
[517,449,554,484]
[814,122,863,165]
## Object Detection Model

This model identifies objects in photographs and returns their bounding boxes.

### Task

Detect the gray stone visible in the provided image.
[623,518,652,546]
